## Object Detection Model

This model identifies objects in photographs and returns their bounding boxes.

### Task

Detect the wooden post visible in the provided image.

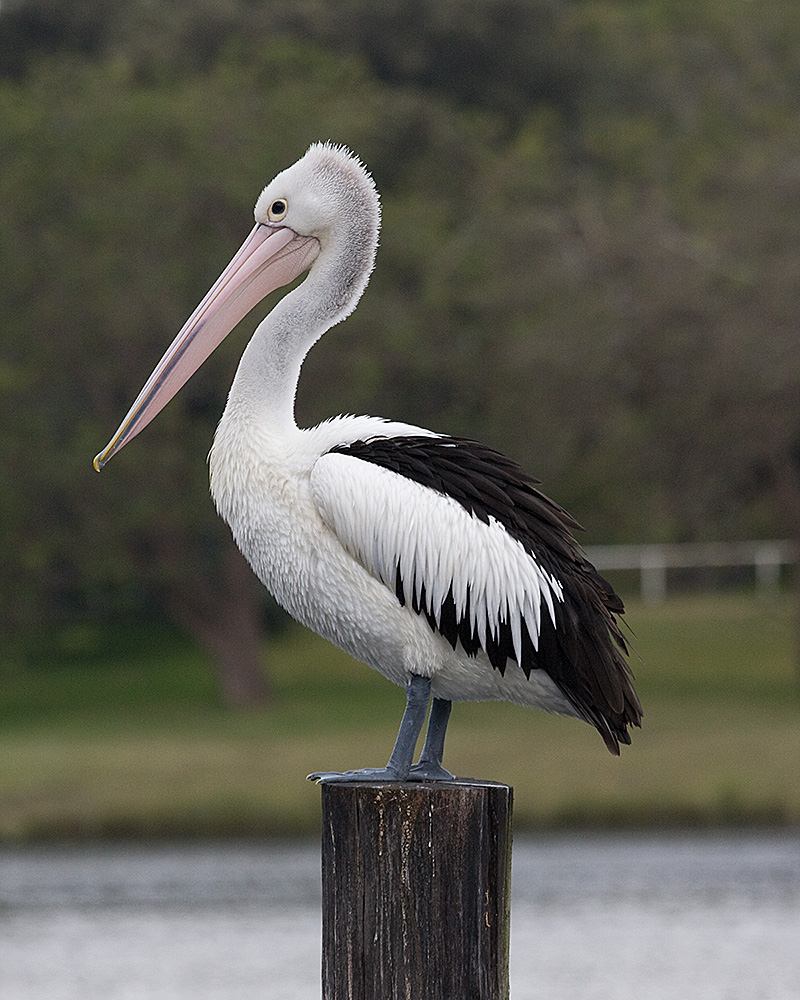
[321,780,513,1000]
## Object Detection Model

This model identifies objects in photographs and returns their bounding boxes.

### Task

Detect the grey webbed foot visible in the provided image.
[407,761,455,781]
[308,765,409,784]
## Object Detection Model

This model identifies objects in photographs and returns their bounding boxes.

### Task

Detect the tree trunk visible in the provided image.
[169,539,272,706]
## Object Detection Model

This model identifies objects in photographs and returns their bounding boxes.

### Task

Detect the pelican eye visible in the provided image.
[268,198,288,222]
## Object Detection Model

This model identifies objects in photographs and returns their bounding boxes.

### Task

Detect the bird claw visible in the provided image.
[308,761,456,783]
[407,762,455,781]
[307,766,407,784]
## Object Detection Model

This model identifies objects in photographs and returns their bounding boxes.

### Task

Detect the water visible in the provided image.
[1,831,798,999]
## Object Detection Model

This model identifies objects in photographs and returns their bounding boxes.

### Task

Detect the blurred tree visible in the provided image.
[0,0,581,122]
[568,0,800,543]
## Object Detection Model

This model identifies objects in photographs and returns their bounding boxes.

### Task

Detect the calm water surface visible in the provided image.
[1,831,798,1000]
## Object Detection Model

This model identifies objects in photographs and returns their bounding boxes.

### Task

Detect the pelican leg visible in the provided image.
[308,674,431,783]
[409,698,455,781]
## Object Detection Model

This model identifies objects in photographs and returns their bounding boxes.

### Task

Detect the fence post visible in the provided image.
[321,779,513,1000]
[754,541,783,595]
[640,546,667,602]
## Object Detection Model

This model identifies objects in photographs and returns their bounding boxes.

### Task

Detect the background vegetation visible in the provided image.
[1,0,799,824]
[1,593,798,840]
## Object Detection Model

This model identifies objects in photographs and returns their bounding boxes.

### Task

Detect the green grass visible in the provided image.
[1,592,798,841]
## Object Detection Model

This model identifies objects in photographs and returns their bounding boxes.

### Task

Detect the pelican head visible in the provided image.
[93,142,379,471]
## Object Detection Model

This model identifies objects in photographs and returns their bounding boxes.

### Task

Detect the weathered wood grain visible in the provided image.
[321,780,513,1000]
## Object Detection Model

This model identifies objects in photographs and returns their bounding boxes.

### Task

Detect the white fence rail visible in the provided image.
[584,539,797,602]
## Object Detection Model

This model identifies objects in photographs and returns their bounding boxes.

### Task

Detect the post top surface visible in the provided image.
[320,777,512,791]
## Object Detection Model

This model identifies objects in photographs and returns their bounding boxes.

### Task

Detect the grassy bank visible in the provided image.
[1,592,798,841]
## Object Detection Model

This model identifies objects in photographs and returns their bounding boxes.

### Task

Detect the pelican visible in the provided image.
[94,142,641,782]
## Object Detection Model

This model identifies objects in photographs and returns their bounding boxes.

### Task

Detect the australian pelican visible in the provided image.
[94,142,642,781]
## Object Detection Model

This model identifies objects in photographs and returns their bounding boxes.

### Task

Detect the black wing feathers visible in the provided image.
[331,434,642,753]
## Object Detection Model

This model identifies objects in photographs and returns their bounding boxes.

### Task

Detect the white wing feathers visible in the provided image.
[310,452,564,661]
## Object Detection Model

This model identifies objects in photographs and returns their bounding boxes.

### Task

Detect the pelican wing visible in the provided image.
[311,435,640,750]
